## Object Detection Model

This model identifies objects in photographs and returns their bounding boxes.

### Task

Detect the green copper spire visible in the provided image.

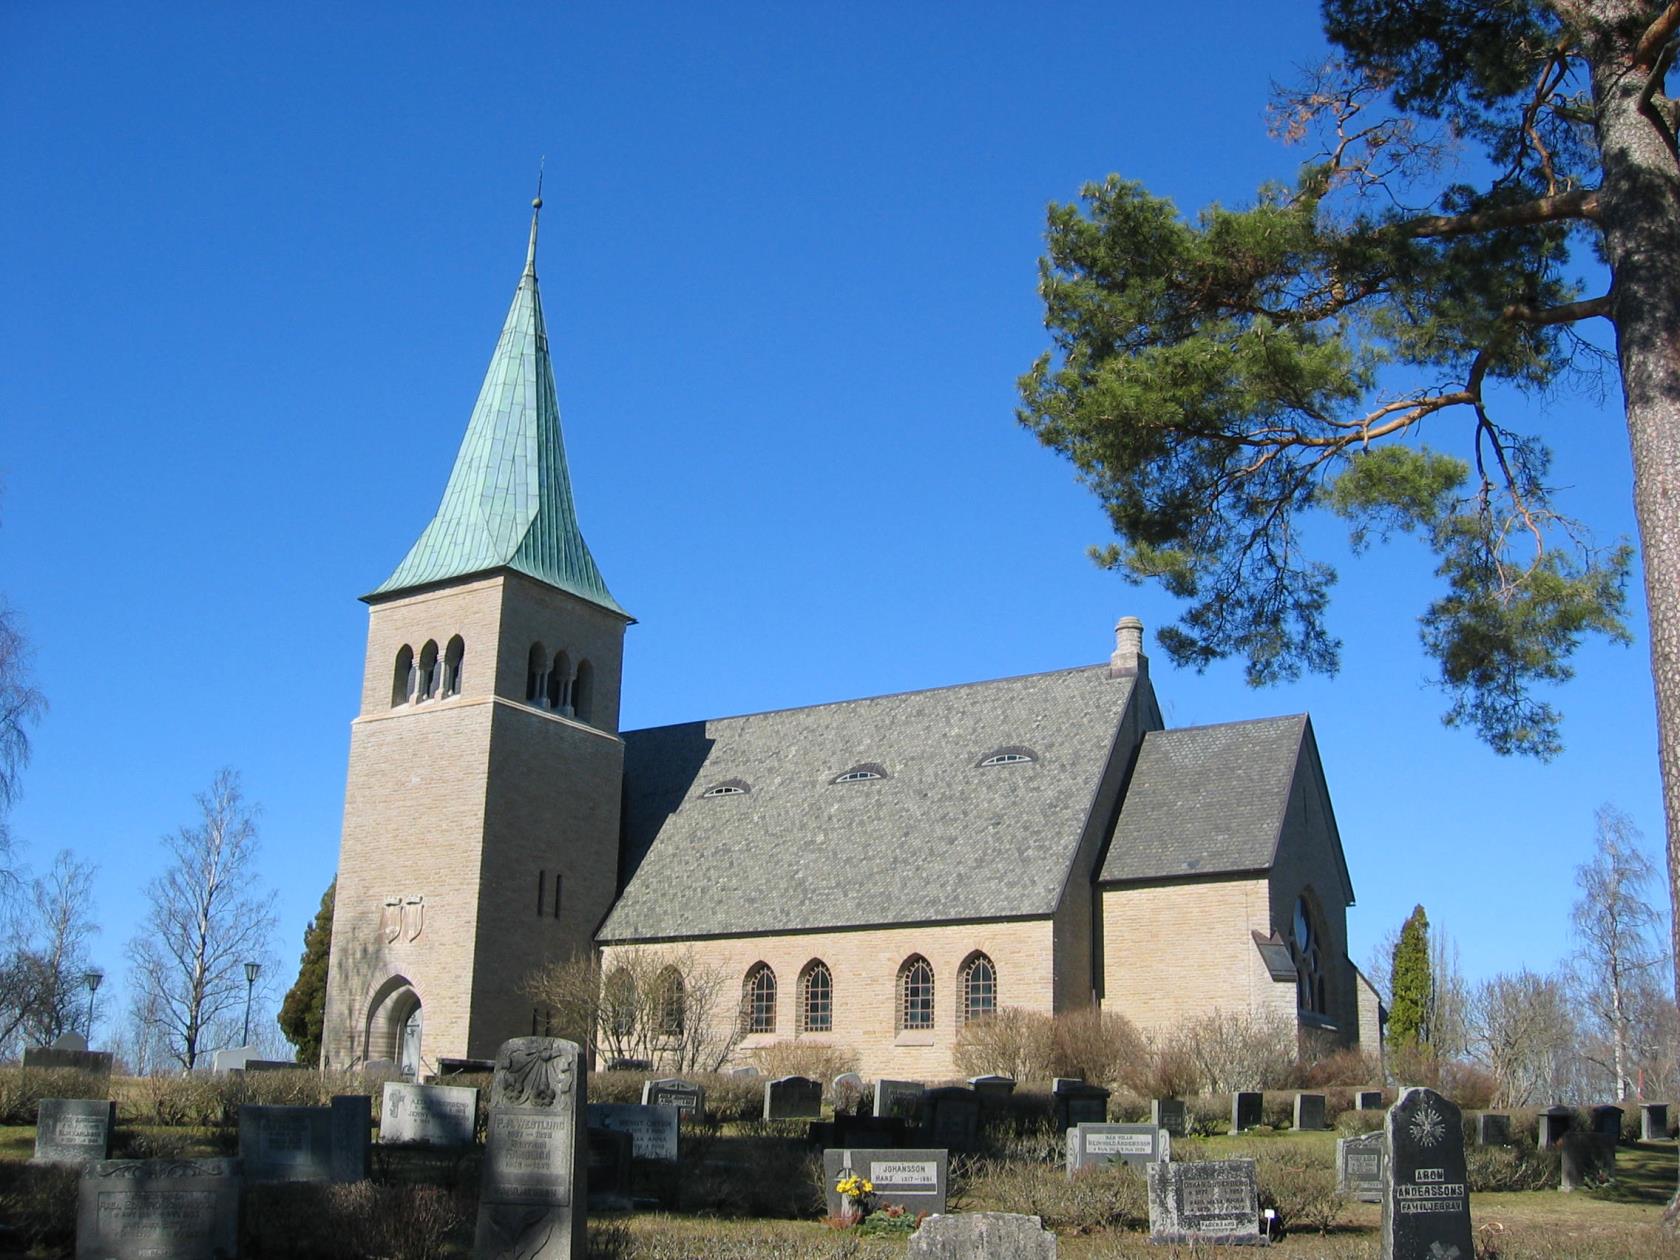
[371,198,627,616]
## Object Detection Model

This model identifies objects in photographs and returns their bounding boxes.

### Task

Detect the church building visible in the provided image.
[319,202,1382,1079]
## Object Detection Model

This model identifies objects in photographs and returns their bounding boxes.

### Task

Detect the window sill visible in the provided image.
[894,1033,935,1048]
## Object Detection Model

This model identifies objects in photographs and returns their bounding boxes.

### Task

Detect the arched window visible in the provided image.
[391,645,415,708]
[547,650,571,713]
[959,952,996,1024]
[741,963,776,1034]
[898,955,934,1032]
[799,960,833,1033]
[443,636,464,697]
[832,763,887,784]
[604,967,637,1040]
[657,966,685,1038]
[417,640,440,701]
[1293,894,1326,1015]
[525,642,548,705]
[574,660,595,724]
[701,779,750,799]
[978,747,1037,767]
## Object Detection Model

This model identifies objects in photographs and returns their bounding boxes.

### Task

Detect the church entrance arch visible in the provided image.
[364,976,423,1075]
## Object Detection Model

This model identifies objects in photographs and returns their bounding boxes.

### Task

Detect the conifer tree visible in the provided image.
[279,881,334,1067]
[1389,905,1434,1048]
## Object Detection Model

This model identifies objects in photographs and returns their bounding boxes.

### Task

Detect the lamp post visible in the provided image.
[242,961,261,1047]
[82,970,103,1040]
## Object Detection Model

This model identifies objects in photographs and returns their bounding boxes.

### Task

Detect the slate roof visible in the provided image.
[596,666,1138,942]
[1096,714,1308,884]
[370,204,627,616]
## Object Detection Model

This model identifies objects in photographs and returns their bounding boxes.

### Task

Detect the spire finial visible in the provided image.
[525,158,545,273]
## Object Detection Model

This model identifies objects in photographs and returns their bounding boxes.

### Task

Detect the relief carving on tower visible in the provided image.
[381,896,426,943]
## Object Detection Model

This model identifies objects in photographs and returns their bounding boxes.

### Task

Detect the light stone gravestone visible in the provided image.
[1066,1123,1168,1175]
[586,1103,679,1161]
[1052,1080,1109,1131]
[361,1057,400,1078]
[1337,1130,1384,1203]
[641,1078,703,1117]
[832,1073,866,1111]
[1146,1158,1262,1246]
[906,1212,1057,1259]
[763,1075,823,1120]
[381,1081,477,1147]
[76,1157,240,1260]
[1642,1102,1670,1140]
[1537,1106,1573,1148]
[822,1147,949,1218]
[1589,1104,1623,1140]
[1357,1090,1385,1110]
[585,1127,634,1212]
[211,1045,258,1073]
[726,1065,759,1077]
[1294,1092,1327,1131]
[923,1087,981,1153]
[33,1099,116,1165]
[1152,1097,1188,1136]
[1382,1086,1472,1260]
[52,1031,89,1052]
[1476,1113,1512,1146]
[1231,1091,1263,1133]
[22,1045,113,1075]
[874,1078,924,1121]
[474,1037,586,1259]
[968,1074,1016,1103]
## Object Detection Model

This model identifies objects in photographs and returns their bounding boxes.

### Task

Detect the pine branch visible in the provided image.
[1400,189,1600,237]
[1633,2,1680,71]
[1501,294,1614,325]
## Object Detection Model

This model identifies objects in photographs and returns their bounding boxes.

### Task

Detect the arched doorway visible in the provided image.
[364,976,423,1074]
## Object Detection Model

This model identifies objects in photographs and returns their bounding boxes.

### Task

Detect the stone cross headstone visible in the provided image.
[1231,1091,1263,1133]
[823,1147,948,1218]
[1151,1097,1188,1137]
[474,1037,586,1259]
[1066,1123,1168,1174]
[968,1074,1016,1103]
[923,1087,981,1153]
[585,1127,634,1212]
[1337,1130,1384,1203]
[76,1157,241,1260]
[1476,1113,1512,1146]
[585,1103,679,1162]
[906,1212,1057,1259]
[763,1075,823,1120]
[1589,1104,1623,1141]
[21,1045,113,1075]
[874,1078,924,1121]
[380,1081,477,1147]
[1052,1080,1109,1131]
[1642,1102,1670,1141]
[1357,1090,1385,1110]
[32,1099,115,1165]
[1537,1106,1573,1148]
[1146,1159,1262,1246]
[1382,1086,1472,1260]
[1294,1092,1327,1131]
[641,1078,704,1117]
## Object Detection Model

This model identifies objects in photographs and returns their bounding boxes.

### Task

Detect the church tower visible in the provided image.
[320,199,631,1071]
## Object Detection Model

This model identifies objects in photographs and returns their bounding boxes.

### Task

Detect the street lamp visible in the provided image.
[82,970,103,1040]
[242,961,261,1047]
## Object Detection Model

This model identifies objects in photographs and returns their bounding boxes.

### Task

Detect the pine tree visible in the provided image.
[279,880,334,1067]
[1389,905,1433,1048]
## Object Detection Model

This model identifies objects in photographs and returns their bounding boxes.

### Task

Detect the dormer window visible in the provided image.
[701,780,749,798]
[978,747,1037,767]
[832,764,887,784]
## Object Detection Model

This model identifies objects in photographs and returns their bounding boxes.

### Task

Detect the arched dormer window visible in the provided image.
[741,962,776,1034]
[897,955,934,1032]
[799,960,833,1033]
[547,650,572,713]
[832,763,887,784]
[701,779,750,799]
[978,747,1037,767]
[443,636,464,698]
[1293,893,1326,1015]
[525,643,548,705]
[417,641,440,701]
[392,645,415,708]
[959,952,997,1025]
[574,660,595,724]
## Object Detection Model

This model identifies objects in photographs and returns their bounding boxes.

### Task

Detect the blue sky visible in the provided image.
[1,3,1664,1042]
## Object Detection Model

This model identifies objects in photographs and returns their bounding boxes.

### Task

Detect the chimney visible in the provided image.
[1109,616,1147,678]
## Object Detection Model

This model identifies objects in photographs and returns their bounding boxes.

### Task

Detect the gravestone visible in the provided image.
[32,1099,116,1165]
[1382,1086,1472,1260]
[832,1073,866,1112]
[585,1103,679,1161]
[585,1128,634,1212]
[1052,1080,1109,1130]
[1537,1106,1573,1148]
[240,1104,334,1183]
[361,1058,401,1078]
[1231,1091,1263,1133]
[1066,1123,1168,1174]
[642,1077,704,1117]
[331,1094,372,1182]
[21,1045,113,1075]
[1294,1093,1327,1131]
[923,1087,981,1153]
[968,1074,1016,1103]
[1146,1158,1262,1246]
[764,1075,823,1120]
[76,1157,241,1260]
[822,1147,948,1218]
[474,1036,587,1258]
[874,1078,924,1121]
[833,1113,905,1150]
[242,1060,297,1073]
[906,1211,1058,1259]
[1476,1113,1512,1146]
[1337,1131,1384,1203]
[1589,1104,1623,1141]
[1357,1090,1384,1110]
[1560,1130,1616,1191]
[439,1056,497,1077]
[726,1065,760,1077]
[380,1081,477,1147]
[605,1058,650,1072]
[1642,1102,1670,1140]
[211,1045,258,1073]
[52,1031,89,1052]
[1152,1097,1188,1137]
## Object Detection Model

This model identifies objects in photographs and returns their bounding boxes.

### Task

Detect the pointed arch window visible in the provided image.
[959,952,997,1024]
[742,963,776,1034]
[657,966,685,1038]
[443,636,465,698]
[604,967,637,1040]
[417,641,440,701]
[392,645,415,708]
[897,955,934,1032]
[1293,894,1326,1015]
[799,960,833,1033]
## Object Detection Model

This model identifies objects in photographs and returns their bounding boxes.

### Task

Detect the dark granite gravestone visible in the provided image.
[764,1075,823,1120]
[331,1095,372,1182]
[822,1148,949,1218]
[642,1077,704,1117]
[1537,1106,1573,1148]
[906,1212,1057,1259]
[1066,1123,1168,1174]
[605,1058,651,1072]
[239,1104,338,1183]
[874,1079,924,1121]
[76,1158,241,1260]
[968,1074,1017,1103]
[1152,1097,1188,1136]
[585,1103,679,1162]
[1294,1093,1327,1131]
[1382,1086,1472,1260]
[1642,1102,1670,1140]
[474,1037,587,1258]
[1357,1090,1384,1110]
[1589,1104,1623,1141]
[833,1113,905,1150]
[241,1060,297,1073]
[1231,1091,1263,1133]
[438,1057,497,1077]
[380,1081,477,1147]
[1337,1131,1383,1203]
[22,1046,113,1075]
[1560,1130,1616,1191]
[1476,1113,1512,1146]
[1052,1080,1110,1131]
[585,1127,634,1212]
[32,1099,115,1165]
[923,1087,981,1153]
[1146,1159,1263,1246]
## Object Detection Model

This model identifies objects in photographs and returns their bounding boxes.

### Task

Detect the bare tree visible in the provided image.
[126,770,277,1069]
[1570,804,1664,1100]
[20,850,99,1045]
[1469,969,1576,1107]
[0,602,46,858]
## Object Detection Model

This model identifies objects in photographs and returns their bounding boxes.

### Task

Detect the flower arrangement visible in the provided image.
[834,1171,874,1223]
